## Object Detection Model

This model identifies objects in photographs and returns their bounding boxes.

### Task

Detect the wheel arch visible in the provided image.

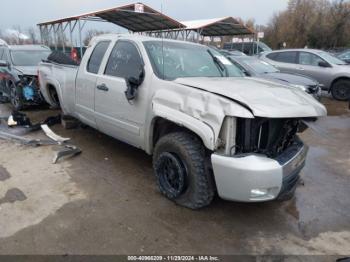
[45,81,61,107]
[329,76,350,93]
[149,105,216,154]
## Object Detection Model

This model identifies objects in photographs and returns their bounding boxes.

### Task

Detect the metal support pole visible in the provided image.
[60,23,65,52]
[69,22,74,51]
[39,26,43,44]
[78,19,83,58]
[53,25,58,50]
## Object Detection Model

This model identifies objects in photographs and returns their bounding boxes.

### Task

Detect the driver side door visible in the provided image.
[94,40,147,147]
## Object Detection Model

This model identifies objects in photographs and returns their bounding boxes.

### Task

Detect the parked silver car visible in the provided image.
[260,49,350,100]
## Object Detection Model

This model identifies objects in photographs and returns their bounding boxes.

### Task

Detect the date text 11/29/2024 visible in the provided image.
[127,256,220,261]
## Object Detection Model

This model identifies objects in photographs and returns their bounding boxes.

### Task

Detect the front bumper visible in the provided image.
[211,139,308,202]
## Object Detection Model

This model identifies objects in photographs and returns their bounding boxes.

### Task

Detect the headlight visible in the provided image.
[291,84,307,92]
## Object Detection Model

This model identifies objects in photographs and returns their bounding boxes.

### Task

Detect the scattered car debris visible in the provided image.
[41,124,70,144]
[0,130,57,146]
[53,145,82,164]
[8,111,31,127]
[0,111,81,163]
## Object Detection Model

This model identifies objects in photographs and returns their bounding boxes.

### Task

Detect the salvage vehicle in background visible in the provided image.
[226,55,321,100]
[336,50,350,64]
[39,34,326,209]
[260,49,350,101]
[223,41,272,56]
[0,44,51,110]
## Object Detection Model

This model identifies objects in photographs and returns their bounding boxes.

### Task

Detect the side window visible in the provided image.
[299,52,325,66]
[273,52,297,64]
[0,48,9,62]
[87,41,110,74]
[104,41,143,79]
[266,53,278,60]
[341,52,350,59]
[0,48,4,60]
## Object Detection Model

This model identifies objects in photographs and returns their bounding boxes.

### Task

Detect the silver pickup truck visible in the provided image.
[39,34,327,209]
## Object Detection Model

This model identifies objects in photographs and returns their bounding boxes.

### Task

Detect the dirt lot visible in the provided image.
[0,95,349,256]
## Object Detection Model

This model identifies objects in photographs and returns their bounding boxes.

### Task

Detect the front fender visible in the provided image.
[152,102,216,150]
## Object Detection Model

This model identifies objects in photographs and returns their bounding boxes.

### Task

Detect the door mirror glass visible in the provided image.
[318,61,330,68]
[0,60,9,67]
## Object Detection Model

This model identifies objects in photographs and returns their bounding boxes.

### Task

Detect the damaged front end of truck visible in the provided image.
[153,77,327,203]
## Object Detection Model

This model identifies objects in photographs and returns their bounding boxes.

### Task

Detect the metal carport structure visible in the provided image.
[147,16,255,42]
[37,2,185,56]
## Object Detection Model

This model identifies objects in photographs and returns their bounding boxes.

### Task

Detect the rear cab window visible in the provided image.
[87,41,111,74]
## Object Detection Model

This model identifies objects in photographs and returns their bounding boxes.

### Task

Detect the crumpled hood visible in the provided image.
[174,77,327,118]
[14,66,38,76]
[260,72,317,86]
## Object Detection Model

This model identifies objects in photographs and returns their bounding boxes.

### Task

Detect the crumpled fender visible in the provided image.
[152,88,254,150]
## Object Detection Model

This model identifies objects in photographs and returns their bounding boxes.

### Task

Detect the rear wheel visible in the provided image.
[331,79,350,101]
[10,84,24,111]
[153,132,215,209]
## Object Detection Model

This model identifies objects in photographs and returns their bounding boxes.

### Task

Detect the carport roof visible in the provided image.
[181,17,254,36]
[37,3,185,32]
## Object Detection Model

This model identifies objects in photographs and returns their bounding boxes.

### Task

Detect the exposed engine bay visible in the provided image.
[235,117,309,158]
[16,75,43,105]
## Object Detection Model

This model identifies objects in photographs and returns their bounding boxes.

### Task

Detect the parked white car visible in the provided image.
[39,34,326,209]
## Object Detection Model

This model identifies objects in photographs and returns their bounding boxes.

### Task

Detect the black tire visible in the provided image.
[10,84,24,111]
[331,79,350,101]
[153,132,215,209]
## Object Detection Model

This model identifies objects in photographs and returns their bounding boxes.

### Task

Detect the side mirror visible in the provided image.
[318,61,330,68]
[0,60,9,68]
[125,66,145,101]
[243,70,251,77]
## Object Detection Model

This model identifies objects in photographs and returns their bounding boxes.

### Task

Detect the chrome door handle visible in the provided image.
[97,84,109,91]
[297,67,305,70]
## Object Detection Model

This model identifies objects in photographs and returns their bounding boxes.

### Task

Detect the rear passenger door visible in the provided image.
[75,40,111,128]
[266,51,298,74]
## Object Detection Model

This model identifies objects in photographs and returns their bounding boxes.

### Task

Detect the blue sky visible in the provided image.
[0,0,288,31]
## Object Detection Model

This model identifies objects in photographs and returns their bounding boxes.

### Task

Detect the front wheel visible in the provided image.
[10,84,24,111]
[153,132,215,209]
[331,80,350,101]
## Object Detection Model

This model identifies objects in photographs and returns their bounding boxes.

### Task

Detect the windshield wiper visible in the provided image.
[207,50,227,77]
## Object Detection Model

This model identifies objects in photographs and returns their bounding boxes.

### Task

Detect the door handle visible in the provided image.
[97,84,109,91]
[297,67,305,70]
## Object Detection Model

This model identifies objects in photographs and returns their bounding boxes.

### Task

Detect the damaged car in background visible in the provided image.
[39,35,327,209]
[0,42,51,110]
[225,55,322,100]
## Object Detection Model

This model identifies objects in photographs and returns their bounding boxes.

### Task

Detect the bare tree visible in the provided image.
[84,30,110,46]
[27,27,38,44]
[264,0,350,49]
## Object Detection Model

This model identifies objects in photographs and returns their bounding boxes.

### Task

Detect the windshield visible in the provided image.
[316,51,346,65]
[338,51,350,59]
[258,42,272,52]
[10,50,51,66]
[240,57,279,74]
[143,41,244,80]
